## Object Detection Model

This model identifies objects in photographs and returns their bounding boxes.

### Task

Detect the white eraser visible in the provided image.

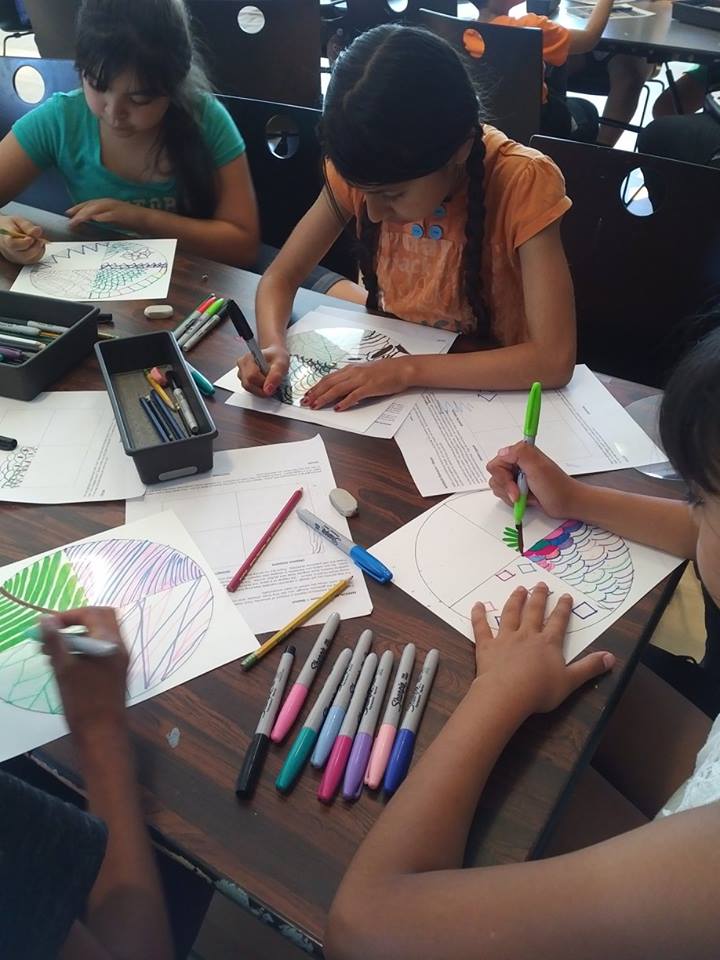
[330,488,358,518]
[144,304,174,320]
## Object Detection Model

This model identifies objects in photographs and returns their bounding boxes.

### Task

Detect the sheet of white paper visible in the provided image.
[566,0,654,16]
[373,489,681,664]
[125,436,373,634]
[217,307,456,437]
[0,510,257,762]
[10,239,177,302]
[395,365,666,497]
[0,391,145,503]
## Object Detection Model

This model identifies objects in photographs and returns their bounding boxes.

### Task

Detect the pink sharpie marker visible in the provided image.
[364,643,416,790]
[343,649,394,801]
[271,612,340,743]
[318,652,378,804]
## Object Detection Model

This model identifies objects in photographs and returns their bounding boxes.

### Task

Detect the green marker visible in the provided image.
[513,381,542,553]
[275,647,352,794]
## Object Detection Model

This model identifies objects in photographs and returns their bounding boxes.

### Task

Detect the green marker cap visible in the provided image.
[275,726,317,794]
[523,381,542,439]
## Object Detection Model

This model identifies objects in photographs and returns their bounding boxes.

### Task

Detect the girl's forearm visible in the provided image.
[254,270,299,347]
[138,207,258,267]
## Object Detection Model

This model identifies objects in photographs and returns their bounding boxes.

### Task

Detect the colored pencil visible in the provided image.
[139,395,170,442]
[227,488,304,593]
[144,370,177,410]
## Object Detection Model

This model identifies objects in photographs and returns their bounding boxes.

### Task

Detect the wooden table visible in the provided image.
[0,205,685,955]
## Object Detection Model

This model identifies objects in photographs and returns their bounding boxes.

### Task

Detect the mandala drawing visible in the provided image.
[28,241,169,300]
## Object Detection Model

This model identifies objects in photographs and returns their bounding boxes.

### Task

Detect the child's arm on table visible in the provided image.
[304,220,576,411]
[567,0,616,55]
[488,442,697,559]
[325,588,720,960]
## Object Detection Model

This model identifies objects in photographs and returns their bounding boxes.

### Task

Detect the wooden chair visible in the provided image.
[186,0,322,108]
[417,9,542,145]
[218,94,356,277]
[22,0,80,58]
[0,57,78,214]
[531,135,720,387]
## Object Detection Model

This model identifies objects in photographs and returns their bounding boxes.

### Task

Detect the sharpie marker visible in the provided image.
[25,624,119,657]
[167,371,199,434]
[318,652,378,804]
[236,645,295,798]
[297,508,393,584]
[275,647,352,794]
[271,612,340,743]
[184,361,215,396]
[181,300,229,352]
[173,294,216,340]
[311,629,373,769]
[384,649,439,796]
[227,299,269,376]
[178,297,226,347]
[343,649,394,801]
[365,643,416,789]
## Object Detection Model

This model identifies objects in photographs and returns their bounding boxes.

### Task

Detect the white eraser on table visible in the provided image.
[144,304,174,320]
[330,488,358,517]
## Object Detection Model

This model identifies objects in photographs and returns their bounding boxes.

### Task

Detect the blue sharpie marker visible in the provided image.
[296,508,393,584]
[384,649,439,795]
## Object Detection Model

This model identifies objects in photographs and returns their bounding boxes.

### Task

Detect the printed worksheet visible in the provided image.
[373,489,681,664]
[0,391,145,503]
[126,435,373,634]
[10,239,177,302]
[395,365,666,497]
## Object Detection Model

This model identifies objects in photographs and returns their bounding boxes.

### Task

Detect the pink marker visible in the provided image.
[364,643,415,790]
[318,653,378,804]
[271,612,340,743]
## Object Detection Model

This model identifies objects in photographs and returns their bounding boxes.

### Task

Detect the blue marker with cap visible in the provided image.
[384,648,439,795]
[296,509,393,584]
[311,628,373,769]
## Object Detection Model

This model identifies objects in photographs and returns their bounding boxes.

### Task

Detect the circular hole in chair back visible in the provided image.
[620,166,665,217]
[237,5,265,33]
[14,65,45,104]
[266,115,300,159]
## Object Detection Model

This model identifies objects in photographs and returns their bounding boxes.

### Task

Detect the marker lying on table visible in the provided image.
[26,624,119,657]
[236,645,295,799]
[296,508,393,584]
[227,299,269,376]
[271,610,340,742]
[311,628,373,769]
[318,652,378,804]
[383,648,439,796]
[173,294,216,341]
[512,381,542,555]
[0,435,17,451]
[275,647,352,794]
[181,299,229,352]
[240,576,352,671]
[184,361,215,396]
[344,649,394,801]
[177,297,226,348]
[365,643,416,789]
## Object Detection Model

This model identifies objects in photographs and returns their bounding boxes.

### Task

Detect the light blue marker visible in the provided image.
[311,629,373,769]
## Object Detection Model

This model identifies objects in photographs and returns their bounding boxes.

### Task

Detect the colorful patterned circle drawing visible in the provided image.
[0,538,214,714]
[28,240,169,300]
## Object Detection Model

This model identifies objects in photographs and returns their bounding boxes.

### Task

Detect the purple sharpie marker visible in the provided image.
[342,649,394,801]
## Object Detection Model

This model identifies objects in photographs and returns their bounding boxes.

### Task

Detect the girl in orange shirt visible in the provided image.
[238,24,577,411]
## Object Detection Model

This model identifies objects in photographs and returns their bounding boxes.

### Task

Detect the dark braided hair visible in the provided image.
[319,24,488,331]
[75,0,217,218]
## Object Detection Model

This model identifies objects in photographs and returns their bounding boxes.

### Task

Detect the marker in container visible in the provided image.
[384,648,439,796]
[318,652,378,804]
[271,612,340,743]
[275,647,352,794]
[296,508,393,584]
[227,299,270,376]
[26,624,119,657]
[365,643,416,789]
[27,320,68,335]
[311,629,373,769]
[167,371,199,434]
[236,645,295,798]
[343,649,394,801]
[0,333,44,352]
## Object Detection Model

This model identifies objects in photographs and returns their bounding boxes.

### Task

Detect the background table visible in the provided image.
[0,205,685,955]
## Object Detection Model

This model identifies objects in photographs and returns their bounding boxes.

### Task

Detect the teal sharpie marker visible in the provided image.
[184,361,215,396]
[296,508,393,584]
[275,647,352,794]
[513,381,542,554]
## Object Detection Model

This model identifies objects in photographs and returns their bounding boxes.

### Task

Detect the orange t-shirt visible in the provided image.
[324,126,571,345]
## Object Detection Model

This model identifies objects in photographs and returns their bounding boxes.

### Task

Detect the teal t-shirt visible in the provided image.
[12,89,245,213]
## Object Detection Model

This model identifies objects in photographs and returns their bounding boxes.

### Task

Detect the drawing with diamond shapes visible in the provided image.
[0,538,214,714]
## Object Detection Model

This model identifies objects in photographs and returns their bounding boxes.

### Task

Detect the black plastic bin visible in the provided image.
[0,291,99,401]
[672,0,720,29]
[95,331,218,484]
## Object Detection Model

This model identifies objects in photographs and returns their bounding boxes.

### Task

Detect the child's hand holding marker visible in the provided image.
[487,443,585,520]
[0,215,46,265]
[236,341,289,397]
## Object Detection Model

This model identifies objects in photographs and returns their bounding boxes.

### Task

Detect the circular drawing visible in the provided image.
[0,538,214,714]
[28,240,169,300]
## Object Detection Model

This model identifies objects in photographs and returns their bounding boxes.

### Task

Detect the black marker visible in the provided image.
[227,300,270,376]
[0,435,18,451]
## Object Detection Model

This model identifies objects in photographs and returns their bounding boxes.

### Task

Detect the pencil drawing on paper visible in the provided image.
[0,538,214,714]
[277,327,410,406]
[27,240,170,300]
[413,493,634,633]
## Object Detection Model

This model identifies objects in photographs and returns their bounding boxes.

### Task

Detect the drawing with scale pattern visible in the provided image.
[27,240,170,300]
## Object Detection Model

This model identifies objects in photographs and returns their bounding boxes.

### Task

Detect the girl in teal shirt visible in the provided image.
[0,0,259,268]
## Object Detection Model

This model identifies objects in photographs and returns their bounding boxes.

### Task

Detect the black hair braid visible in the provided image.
[462,127,488,335]
[356,207,381,311]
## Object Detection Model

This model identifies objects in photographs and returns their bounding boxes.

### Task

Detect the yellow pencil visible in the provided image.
[144,370,177,410]
[240,577,353,671]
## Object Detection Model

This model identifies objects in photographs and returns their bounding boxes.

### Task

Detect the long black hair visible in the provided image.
[320,24,487,331]
[75,0,217,218]
[660,315,720,496]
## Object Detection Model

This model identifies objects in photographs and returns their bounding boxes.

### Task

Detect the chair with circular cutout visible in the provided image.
[532,134,720,387]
